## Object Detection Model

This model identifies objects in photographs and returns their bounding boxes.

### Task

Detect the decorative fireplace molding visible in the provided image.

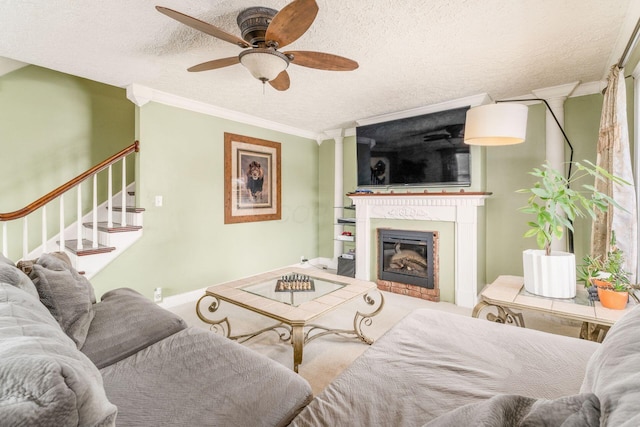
[348,191,491,308]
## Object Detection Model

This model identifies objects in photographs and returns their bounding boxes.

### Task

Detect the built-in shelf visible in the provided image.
[337,218,356,224]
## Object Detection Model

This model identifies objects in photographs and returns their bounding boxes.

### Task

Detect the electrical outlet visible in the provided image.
[300,256,308,263]
[154,287,163,303]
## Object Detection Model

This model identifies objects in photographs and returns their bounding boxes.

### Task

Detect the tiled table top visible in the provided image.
[205,267,377,324]
[480,275,636,326]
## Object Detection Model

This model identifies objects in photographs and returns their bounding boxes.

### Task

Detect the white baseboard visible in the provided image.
[158,258,337,308]
[158,287,207,309]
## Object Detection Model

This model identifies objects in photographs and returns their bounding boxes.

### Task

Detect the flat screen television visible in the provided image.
[356,106,471,187]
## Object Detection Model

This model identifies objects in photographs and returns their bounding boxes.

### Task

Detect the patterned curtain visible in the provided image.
[590,65,637,283]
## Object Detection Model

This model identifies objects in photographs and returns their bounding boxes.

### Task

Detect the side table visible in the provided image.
[472,275,636,342]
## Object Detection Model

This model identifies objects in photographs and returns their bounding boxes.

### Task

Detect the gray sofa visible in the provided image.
[290,304,640,426]
[0,253,312,426]
[4,250,639,426]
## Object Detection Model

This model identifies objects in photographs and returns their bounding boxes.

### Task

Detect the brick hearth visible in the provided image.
[377,280,440,302]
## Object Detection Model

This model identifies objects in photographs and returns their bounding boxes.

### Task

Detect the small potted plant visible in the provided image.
[578,231,637,310]
[518,160,626,298]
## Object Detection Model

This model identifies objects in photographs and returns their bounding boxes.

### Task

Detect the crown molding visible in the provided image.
[532,81,580,100]
[127,78,608,144]
[0,57,28,77]
[125,83,318,140]
[572,80,607,97]
[355,93,491,127]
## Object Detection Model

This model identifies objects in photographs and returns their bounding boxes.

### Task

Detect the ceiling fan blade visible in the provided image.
[265,0,318,49]
[156,6,251,48]
[187,56,240,72]
[285,51,359,71]
[269,71,291,91]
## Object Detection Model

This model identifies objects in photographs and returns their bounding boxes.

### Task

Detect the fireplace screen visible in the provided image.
[378,229,438,289]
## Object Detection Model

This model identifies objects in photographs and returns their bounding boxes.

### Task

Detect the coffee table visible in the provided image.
[472,275,637,342]
[195,267,384,372]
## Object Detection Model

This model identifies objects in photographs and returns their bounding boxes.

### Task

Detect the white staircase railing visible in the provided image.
[0,141,139,261]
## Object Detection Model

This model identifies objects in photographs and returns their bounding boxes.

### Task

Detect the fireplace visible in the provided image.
[348,191,490,307]
[377,229,439,301]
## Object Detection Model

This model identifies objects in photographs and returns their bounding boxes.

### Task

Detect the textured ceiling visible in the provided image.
[0,0,638,137]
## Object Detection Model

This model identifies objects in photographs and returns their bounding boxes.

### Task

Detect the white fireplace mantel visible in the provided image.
[348,192,490,308]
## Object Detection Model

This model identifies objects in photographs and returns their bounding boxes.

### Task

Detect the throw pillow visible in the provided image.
[581,305,640,426]
[29,253,96,348]
[0,254,39,300]
[423,393,600,427]
[0,283,117,426]
[81,287,188,368]
[0,253,14,266]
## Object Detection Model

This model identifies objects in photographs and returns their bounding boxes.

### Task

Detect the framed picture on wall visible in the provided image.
[224,132,281,224]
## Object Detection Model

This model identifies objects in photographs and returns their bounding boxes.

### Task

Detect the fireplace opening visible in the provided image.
[378,229,438,289]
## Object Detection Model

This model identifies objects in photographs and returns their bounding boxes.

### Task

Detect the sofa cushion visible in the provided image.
[81,288,187,368]
[290,308,599,426]
[29,253,95,348]
[100,327,312,427]
[581,304,640,426]
[0,254,39,299]
[0,283,117,426]
[423,393,600,427]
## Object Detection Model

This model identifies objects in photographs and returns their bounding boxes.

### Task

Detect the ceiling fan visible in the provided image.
[156,0,359,91]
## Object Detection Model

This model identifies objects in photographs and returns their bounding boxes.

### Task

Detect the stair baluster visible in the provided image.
[121,156,127,227]
[92,175,98,249]
[0,141,140,273]
[107,165,113,228]
[59,195,65,252]
[77,184,83,251]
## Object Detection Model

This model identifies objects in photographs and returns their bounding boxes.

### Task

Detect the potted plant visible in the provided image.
[578,231,637,309]
[518,160,626,298]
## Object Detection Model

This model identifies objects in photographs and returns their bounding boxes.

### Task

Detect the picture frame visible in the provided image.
[224,132,281,224]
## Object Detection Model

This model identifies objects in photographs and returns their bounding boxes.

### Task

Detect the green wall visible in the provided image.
[0,65,134,260]
[320,94,615,303]
[318,138,335,258]
[90,102,319,299]
[2,63,633,304]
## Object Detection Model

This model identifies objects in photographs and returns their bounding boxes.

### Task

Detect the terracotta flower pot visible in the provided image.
[594,279,629,310]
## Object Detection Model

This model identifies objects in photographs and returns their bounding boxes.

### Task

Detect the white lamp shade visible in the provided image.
[464,103,529,146]
[239,49,289,82]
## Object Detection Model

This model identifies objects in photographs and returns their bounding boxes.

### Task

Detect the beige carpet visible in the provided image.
[167,278,582,396]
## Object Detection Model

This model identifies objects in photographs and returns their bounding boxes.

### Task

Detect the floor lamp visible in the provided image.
[464,99,576,252]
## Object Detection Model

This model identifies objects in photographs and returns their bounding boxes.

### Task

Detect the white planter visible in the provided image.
[522,249,576,298]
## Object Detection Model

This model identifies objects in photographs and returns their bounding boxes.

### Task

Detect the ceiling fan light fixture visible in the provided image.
[239,48,289,82]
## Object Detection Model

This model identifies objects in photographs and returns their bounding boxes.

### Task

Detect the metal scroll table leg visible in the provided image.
[195,294,232,336]
[353,291,385,344]
[304,291,385,346]
[292,324,304,373]
[472,300,525,328]
[196,294,293,343]
[292,292,384,373]
[579,322,609,342]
